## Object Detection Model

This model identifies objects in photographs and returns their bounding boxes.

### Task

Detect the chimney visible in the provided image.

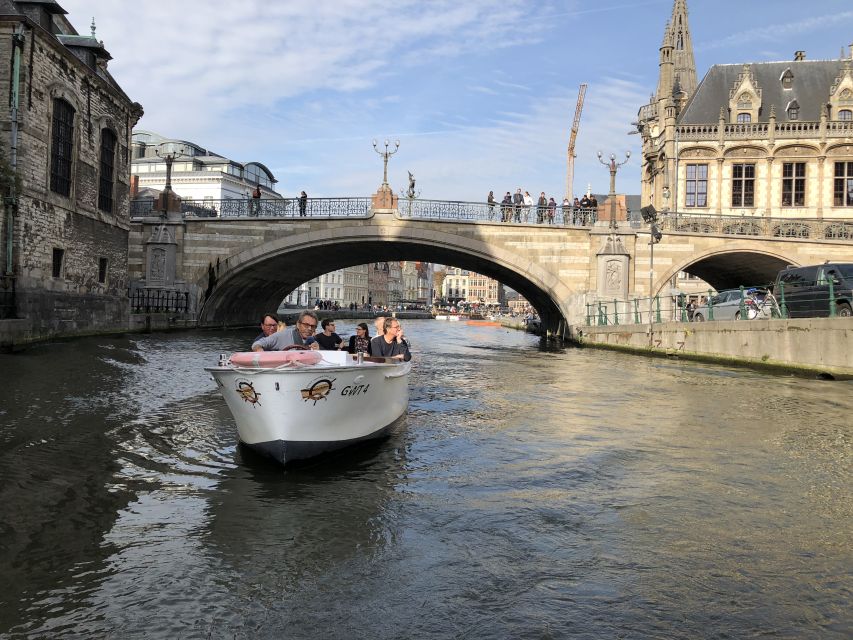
[794,51,805,61]
[130,174,139,198]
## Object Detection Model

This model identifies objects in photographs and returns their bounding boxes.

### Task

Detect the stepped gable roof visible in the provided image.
[679,59,847,124]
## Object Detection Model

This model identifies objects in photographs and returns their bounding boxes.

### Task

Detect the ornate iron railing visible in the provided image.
[0,274,16,320]
[656,212,853,240]
[128,288,190,314]
[130,197,371,219]
[398,198,599,226]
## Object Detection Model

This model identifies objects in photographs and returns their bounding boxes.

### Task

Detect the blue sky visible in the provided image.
[64,0,853,201]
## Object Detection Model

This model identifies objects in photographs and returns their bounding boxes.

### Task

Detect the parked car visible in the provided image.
[692,289,738,321]
[692,288,773,321]
[774,263,853,318]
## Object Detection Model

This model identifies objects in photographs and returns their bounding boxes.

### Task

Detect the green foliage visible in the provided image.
[0,149,21,200]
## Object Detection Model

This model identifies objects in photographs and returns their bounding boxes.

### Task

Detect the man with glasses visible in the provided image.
[370,317,411,362]
[287,310,320,350]
[314,318,343,350]
[251,313,288,351]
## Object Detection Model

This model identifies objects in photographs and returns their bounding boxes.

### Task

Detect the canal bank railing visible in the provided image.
[128,288,191,314]
[586,280,852,326]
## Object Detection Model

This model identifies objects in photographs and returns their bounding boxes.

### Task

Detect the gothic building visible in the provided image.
[637,0,853,229]
[0,0,142,346]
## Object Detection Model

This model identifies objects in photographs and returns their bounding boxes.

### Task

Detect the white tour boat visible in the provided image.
[207,350,411,465]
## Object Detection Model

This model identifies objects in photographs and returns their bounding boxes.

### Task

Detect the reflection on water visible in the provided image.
[0,322,850,638]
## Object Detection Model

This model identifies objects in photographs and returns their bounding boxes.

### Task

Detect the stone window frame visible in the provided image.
[781,162,806,207]
[51,247,65,279]
[839,109,853,121]
[46,85,82,201]
[98,127,118,213]
[736,113,752,124]
[49,97,75,197]
[684,163,708,207]
[97,257,109,284]
[833,161,853,207]
[731,163,756,207]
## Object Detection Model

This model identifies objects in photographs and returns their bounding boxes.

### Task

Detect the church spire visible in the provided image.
[657,0,697,103]
[669,0,697,98]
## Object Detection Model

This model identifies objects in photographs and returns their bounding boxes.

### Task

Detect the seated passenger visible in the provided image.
[370,317,411,361]
[251,313,285,350]
[314,318,343,350]
[287,310,320,350]
[347,322,372,355]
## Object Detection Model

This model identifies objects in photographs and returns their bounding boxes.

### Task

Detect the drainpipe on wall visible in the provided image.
[5,24,24,277]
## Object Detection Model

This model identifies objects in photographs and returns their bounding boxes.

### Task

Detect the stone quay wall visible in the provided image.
[576,318,853,378]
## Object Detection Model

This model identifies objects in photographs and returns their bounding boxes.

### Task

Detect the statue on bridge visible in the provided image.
[407,171,416,199]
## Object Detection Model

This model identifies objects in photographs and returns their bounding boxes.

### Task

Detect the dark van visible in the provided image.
[774,263,853,318]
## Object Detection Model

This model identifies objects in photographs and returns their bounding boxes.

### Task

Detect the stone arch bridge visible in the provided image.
[128,197,853,334]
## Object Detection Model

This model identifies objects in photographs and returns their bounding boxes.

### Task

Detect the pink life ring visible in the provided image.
[229,350,323,368]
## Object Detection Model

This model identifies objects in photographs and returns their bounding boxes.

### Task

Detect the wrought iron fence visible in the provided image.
[0,275,15,320]
[130,197,371,219]
[128,288,190,314]
[657,212,853,240]
[398,198,599,226]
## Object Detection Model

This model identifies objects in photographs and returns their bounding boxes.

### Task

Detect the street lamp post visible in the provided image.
[155,144,186,218]
[372,139,400,188]
[597,151,631,229]
[640,204,663,345]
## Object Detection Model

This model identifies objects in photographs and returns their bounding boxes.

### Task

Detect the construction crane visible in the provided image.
[566,83,587,201]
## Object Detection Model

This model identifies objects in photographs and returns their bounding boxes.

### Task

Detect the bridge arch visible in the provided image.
[658,244,800,294]
[198,223,574,331]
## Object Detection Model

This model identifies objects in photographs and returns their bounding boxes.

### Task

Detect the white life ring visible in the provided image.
[229,350,323,368]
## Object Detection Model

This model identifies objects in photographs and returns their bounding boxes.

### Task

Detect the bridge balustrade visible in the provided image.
[658,212,853,240]
[398,198,599,226]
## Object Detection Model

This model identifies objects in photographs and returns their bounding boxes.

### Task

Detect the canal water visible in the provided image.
[0,321,850,639]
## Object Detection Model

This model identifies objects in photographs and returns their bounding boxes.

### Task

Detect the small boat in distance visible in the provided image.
[207,350,410,465]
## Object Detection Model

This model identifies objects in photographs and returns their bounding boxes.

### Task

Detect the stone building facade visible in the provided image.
[637,0,853,227]
[0,1,142,347]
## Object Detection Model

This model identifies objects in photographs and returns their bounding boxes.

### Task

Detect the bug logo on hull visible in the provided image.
[236,379,261,406]
[301,377,335,405]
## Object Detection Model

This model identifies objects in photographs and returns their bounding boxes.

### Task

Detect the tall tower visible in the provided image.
[656,0,697,103]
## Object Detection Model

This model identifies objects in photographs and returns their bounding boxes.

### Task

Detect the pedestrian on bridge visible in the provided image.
[487,191,496,220]
[299,190,308,216]
[512,189,523,223]
[501,192,512,222]
[536,192,547,224]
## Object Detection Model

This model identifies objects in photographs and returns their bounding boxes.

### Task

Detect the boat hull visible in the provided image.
[207,360,410,465]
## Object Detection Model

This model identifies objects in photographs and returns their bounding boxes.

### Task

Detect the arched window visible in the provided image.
[781,69,794,89]
[737,93,752,110]
[98,128,117,213]
[737,113,752,124]
[839,109,853,121]
[50,98,75,196]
